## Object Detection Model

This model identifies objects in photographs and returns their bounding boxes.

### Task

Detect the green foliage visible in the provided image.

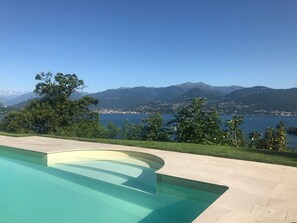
[170,98,224,144]
[0,72,102,138]
[102,122,121,139]
[120,120,143,140]
[224,115,245,147]
[0,110,34,133]
[248,131,264,149]
[275,121,287,151]
[264,127,275,150]
[140,113,169,141]
[35,72,84,99]
[249,122,288,151]
[120,113,168,141]
[55,120,104,138]
[204,107,226,144]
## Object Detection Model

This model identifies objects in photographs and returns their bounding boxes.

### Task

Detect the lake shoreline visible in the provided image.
[100,114,297,150]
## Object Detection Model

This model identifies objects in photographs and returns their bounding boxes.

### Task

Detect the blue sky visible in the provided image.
[0,0,296,93]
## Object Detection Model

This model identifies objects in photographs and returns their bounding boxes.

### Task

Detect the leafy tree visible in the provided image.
[120,120,143,140]
[102,122,120,139]
[249,122,288,151]
[140,113,168,141]
[224,115,245,147]
[120,114,168,141]
[0,110,34,133]
[248,131,264,149]
[169,98,224,144]
[55,119,104,138]
[203,107,226,144]
[0,72,102,137]
[264,127,275,150]
[275,121,287,151]
[35,72,84,99]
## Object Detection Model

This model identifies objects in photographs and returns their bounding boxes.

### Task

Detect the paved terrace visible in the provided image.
[0,135,297,223]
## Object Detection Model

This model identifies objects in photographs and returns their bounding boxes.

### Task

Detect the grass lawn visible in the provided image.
[1,132,297,167]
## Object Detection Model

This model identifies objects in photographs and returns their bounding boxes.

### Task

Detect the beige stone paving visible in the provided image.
[0,135,297,223]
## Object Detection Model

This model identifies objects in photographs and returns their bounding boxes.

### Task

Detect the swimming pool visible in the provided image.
[0,146,227,223]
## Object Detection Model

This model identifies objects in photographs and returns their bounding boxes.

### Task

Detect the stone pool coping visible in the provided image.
[0,135,297,223]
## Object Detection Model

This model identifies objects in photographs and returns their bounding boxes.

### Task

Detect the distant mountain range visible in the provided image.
[223,86,297,113]
[0,91,89,107]
[2,92,37,106]
[0,90,30,105]
[1,82,297,115]
[0,89,25,97]
[87,82,244,110]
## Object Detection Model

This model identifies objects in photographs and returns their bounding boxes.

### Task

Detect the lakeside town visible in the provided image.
[95,104,297,116]
[96,108,297,116]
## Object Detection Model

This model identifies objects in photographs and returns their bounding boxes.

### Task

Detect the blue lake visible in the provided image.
[100,114,297,149]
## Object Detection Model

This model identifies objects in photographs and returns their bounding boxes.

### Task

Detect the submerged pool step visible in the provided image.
[0,148,228,223]
[52,159,157,195]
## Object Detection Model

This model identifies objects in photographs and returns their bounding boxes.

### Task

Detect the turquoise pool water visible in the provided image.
[0,153,227,223]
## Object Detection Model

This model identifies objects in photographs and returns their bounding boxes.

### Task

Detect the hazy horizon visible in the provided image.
[1,81,297,96]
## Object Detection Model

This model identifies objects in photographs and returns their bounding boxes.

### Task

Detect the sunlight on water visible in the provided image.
[0,156,227,223]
